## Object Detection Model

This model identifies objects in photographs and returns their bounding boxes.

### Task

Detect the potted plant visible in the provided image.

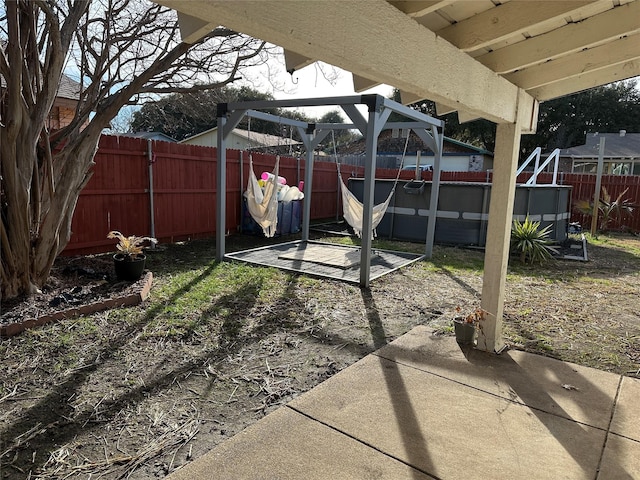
[107,230,157,281]
[452,306,486,345]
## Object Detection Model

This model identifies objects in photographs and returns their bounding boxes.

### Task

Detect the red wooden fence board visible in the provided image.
[151,140,217,243]
[68,136,150,254]
[63,135,640,255]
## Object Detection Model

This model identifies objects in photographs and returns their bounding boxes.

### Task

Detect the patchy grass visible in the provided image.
[501,233,639,374]
[0,231,638,479]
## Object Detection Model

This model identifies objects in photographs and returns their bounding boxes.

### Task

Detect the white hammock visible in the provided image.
[338,174,393,239]
[244,155,280,238]
[337,134,410,239]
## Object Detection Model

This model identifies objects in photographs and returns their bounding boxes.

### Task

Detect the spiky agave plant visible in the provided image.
[510,217,559,265]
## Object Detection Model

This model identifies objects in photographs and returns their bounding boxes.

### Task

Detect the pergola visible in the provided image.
[215,95,444,286]
[156,0,640,353]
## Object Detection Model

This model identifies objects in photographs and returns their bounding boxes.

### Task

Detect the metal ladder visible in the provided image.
[516,147,561,185]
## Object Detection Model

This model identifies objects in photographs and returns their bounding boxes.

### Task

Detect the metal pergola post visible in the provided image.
[297,125,330,242]
[301,129,314,242]
[426,127,444,257]
[360,109,377,287]
[216,114,227,261]
[359,98,391,287]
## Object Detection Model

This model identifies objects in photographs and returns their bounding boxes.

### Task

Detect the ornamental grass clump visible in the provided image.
[510,217,559,265]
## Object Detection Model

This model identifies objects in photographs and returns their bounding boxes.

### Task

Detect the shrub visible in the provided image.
[574,187,635,232]
[510,217,558,265]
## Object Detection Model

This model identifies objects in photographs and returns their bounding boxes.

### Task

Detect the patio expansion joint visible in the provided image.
[605,431,640,445]
[595,375,625,478]
[284,404,441,480]
[372,351,615,432]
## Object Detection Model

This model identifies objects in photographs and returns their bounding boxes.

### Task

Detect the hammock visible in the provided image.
[337,133,410,239]
[338,167,393,239]
[244,155,280,237]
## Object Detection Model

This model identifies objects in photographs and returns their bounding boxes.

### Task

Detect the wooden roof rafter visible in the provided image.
[158,0,640,130]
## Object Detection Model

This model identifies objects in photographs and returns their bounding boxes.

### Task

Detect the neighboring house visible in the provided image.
[338,130,493,172]
[180,127,300,153]
[558,131,640,175]
[48,74,81,130]
[123,131,177,142]
[1,73,81,131]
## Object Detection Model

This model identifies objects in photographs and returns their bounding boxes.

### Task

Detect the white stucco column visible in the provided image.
[478,122,521,353]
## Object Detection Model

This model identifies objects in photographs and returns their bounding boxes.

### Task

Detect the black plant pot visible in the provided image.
[453,317,476,345]
[113,253,146,281]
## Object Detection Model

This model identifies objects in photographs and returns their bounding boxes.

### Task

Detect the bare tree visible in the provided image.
[0,0,271,300]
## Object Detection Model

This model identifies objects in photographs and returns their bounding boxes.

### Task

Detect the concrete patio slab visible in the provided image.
[167,326,636,480]
[288,354,606,480]
[374,325,621,429]
[597,434,640,480]
[609,376,640,440]
[167,405,435,480]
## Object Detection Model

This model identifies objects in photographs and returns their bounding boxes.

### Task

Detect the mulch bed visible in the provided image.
[1,255,153,338]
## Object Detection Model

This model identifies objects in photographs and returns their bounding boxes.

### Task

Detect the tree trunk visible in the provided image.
[1,129,99,300]
[1,1,269,301]
[0,119,33,299]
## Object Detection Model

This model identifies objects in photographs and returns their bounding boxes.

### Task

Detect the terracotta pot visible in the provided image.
[113,253,146,281]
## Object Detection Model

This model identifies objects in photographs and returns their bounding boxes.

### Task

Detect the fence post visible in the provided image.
[591,137,605,235]
[239,150,244,234]
[147,139,156,243]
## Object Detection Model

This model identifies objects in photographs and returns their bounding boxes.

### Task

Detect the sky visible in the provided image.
[242,54,393,120]
[110,55,393,132]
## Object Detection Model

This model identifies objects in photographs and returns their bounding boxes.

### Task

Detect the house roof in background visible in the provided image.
[180,127,300,147]
[443,136,493,156]
[559,132,640,158]
[0,72,81,101]
[56,74,81,101]
[125,131,177,142]
[340,131,492,156]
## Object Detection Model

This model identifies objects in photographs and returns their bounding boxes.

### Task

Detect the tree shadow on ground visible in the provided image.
[2,262,384,477]
[1,261,267,475]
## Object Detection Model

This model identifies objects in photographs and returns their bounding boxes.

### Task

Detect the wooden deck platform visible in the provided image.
[225,240,423,283]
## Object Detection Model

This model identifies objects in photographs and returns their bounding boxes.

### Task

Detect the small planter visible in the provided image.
[453,317,476,345]
[113,253,146,281]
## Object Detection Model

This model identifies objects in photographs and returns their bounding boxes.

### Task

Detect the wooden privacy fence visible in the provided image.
[64,135,640,255]
[65,136,353,255]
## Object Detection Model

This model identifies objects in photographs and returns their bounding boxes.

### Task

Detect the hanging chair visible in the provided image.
[244,155,280,238]
[336,133,410,238]
[338,169,394,238]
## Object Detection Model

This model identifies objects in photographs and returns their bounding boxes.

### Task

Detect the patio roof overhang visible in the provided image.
[154,0,640,354]
[157,0,639,132]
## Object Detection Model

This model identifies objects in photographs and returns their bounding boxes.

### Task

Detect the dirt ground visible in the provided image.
[1,232,638,479]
